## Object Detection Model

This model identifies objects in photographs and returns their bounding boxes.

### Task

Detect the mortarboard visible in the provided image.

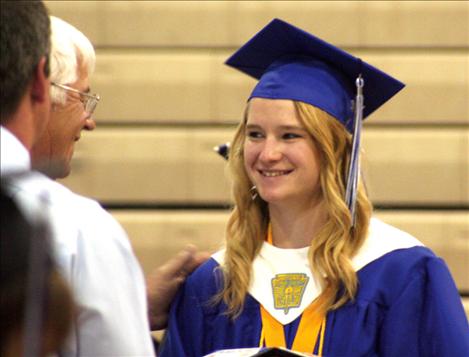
[225,18,404,132]
[224,19,405,226]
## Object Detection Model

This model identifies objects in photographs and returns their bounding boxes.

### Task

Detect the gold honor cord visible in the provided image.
[259,302,326,354]
[259,225,327,355]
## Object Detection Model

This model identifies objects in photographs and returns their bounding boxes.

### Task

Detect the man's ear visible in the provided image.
[30,56,50,104]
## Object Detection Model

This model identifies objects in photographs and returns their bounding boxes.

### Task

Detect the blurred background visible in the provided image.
[45,1,468,317]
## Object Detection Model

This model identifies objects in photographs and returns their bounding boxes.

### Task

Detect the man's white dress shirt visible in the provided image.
[1,126,155,356]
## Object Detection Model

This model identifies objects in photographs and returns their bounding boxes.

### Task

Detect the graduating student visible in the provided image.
[159,19,469,357]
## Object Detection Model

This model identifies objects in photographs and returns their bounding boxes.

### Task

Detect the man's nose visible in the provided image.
[84,117,96,131]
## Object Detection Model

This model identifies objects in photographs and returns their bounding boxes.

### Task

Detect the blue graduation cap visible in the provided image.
[225,18,405,226]
[225,18,404,132]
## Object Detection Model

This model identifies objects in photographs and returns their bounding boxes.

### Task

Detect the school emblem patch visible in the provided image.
[271,273,309,314]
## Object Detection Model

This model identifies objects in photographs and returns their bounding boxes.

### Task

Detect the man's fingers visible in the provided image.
[146,246,211,330]
[159,244,207,278]
[188,251,211,271]
[175,249,211,278]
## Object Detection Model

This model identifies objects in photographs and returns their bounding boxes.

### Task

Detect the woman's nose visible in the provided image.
[259,138,282,162]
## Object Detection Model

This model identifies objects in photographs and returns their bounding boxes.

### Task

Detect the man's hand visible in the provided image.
[147,245,210,330]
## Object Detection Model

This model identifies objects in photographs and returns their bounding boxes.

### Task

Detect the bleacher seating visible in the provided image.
[46,0,469,320]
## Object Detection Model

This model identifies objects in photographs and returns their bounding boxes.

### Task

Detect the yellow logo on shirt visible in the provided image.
[271,273,309,314]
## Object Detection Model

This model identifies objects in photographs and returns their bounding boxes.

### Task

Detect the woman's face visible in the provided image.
[243,98,322,208]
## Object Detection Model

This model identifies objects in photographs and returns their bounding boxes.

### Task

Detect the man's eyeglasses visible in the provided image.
[52,82,100,115]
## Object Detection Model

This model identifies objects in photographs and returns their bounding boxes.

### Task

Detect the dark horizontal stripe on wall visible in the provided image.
[84,121,469,130]
[90,119,469,133]
[96,45,469,53]
[95,121,239,129]
[364,122,469,130]
[102,202,468,211]
[373,204,469,211]
[103,203,233,211]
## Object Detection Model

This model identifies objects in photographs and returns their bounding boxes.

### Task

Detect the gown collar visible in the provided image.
[212,217,423,324]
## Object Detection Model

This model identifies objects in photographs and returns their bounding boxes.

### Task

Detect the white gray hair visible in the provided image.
[49,16,96,104]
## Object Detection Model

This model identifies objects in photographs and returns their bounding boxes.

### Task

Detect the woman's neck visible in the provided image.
[268,199,327,249]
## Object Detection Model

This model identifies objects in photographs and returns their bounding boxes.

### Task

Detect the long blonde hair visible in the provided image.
[219,101,372,317]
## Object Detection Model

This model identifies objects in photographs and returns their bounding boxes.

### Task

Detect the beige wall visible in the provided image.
[46,0,469,316]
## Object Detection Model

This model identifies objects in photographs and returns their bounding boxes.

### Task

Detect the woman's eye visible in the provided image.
[283,133,301,140]
[247,131,263,139]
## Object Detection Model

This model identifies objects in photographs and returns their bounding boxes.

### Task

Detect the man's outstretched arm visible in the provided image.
[147,245,210,330]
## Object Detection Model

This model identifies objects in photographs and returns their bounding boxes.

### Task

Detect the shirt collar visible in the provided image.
[1,126,31,174]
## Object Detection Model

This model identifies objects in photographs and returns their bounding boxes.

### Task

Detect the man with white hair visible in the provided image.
[3,11,207,356]
[13,15,154,356]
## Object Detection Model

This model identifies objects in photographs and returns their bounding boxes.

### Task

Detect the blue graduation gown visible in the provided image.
[159,246,469,357]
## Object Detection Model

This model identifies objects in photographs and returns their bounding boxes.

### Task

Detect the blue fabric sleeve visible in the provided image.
[379,256,469,356]
[159,276,206,357]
